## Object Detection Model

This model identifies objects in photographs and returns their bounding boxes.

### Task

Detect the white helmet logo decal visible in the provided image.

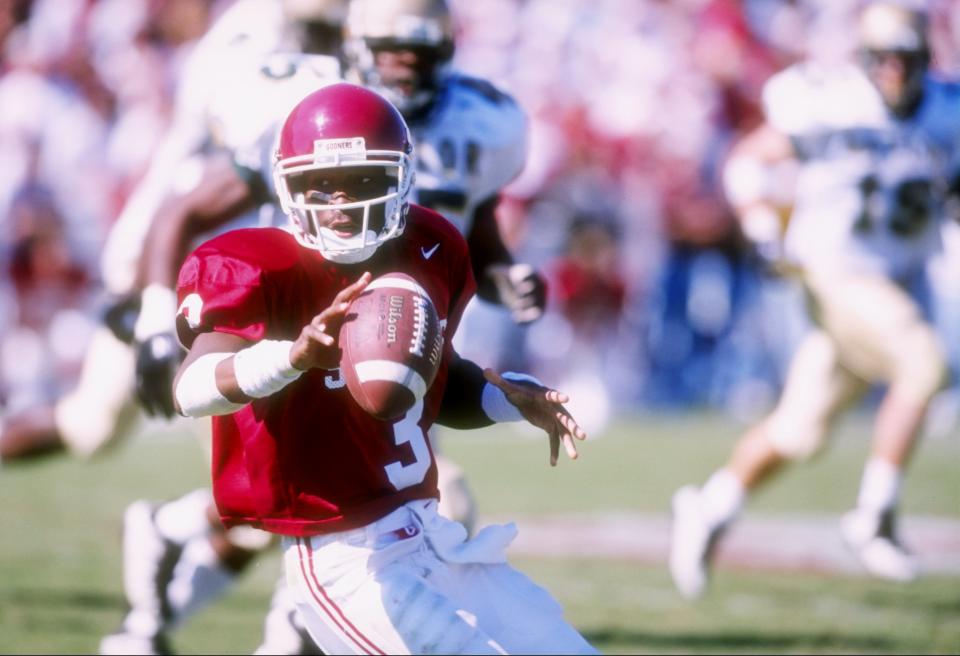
[313,137,367,165]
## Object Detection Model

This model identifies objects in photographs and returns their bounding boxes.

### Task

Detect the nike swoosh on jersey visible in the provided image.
[421,243,440,259]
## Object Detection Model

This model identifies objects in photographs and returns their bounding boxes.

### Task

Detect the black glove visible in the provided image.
[135,333,184,418]
[101,293,141,344]
[486,263,548,324]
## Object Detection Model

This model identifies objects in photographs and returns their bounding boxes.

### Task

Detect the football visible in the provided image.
[339,272,444,421]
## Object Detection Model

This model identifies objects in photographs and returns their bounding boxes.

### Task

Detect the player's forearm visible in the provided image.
[174,352,247,417]
[174,338,303,417]
[142,157,257,290]
[437,354,493,428]
[436,354,535,429]
[466,195,514,302]
[137,194,198,292]
[133,199,201,343]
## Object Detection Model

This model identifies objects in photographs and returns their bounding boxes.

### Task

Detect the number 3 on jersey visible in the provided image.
[384,400,432,490]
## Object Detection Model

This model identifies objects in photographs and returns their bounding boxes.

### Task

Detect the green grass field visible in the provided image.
[0,413,957,654]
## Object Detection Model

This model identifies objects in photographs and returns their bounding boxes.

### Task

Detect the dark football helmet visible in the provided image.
[343,0,455,116]
[856,2,930,117]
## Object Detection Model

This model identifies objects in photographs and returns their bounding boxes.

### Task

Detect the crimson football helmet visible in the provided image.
[274,82,414,263]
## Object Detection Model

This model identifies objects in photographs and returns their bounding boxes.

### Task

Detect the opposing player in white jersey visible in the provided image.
[343,0,543,323]
[0,0,343,457]
[343,0,547,532]
[669,1,959,599]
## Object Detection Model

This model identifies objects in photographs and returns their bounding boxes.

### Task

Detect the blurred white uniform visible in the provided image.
[769,62,956,280]
[759,62,959,458]
[412,74,527,530]
[413,74,528,366]
[408,74,526,236]
[66,0,340,459]
[101,0,339,297]
[58,46,340,459]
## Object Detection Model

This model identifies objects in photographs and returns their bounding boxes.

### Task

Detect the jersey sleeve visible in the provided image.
[174,238,270,348]
[461,77,529,200]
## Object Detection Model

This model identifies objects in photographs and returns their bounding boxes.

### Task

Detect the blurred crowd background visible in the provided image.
[2,0,959,437]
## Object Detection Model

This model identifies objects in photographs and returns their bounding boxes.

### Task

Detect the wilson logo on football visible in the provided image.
[339,273,443,421]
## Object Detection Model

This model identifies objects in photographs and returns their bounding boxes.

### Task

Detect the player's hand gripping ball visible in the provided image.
[339,273,443,421]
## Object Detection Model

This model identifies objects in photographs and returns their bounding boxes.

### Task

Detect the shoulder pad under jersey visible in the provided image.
[174,0,287,130]
[410,74,527,231]
[916,76,960,147]
[762,61,883,137]
[206,52,342,153]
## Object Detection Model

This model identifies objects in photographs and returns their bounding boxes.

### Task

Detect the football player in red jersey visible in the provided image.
[170,83,595,655]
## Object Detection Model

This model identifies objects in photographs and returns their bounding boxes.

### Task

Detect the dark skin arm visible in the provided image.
[437,351,587,466]
[466,194,547,323]
[133,153,260,417]
[136,152,259,289]
[465,194,514,303]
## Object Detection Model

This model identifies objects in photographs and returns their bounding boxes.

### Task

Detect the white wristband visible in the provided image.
[481,372,543,423]
[134,284,179,341]
[175,352,246,417]
[233,339,303,399]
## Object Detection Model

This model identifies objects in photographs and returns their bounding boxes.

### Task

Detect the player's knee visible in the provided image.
[764,412,827,461]
[381,569,502,655]
[436,456,477,534]
[890,327,948,402]
[56,395,138,459]
[224,525,276,552]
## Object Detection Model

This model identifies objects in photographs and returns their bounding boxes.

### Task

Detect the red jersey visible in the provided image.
[175,205,476,536]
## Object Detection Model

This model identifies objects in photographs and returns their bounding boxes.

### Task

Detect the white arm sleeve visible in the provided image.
[481,372,543,423]
[175,353,246,417]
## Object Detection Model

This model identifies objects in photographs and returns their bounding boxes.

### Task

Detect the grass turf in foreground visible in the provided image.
[0,413,956,654]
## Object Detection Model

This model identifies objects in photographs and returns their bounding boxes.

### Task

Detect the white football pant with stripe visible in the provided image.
[282,499,597,655]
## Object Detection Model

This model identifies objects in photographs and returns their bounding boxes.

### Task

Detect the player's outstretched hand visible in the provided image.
[291,272,372,370]
[483,369,587,466]
[487,263,547,324]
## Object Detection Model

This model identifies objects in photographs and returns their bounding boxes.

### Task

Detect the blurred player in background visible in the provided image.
[343,0,546,533]
[344,0,544,325]
[0,0,344,461]
[169,80,593,656]
[670,0,960,600]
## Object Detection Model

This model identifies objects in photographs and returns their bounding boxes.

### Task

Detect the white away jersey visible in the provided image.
[408,74,527,235]
[764,61,960,278]
[100,0,341,295]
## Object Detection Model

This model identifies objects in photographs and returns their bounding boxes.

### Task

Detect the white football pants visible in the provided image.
[282,499,597,655]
